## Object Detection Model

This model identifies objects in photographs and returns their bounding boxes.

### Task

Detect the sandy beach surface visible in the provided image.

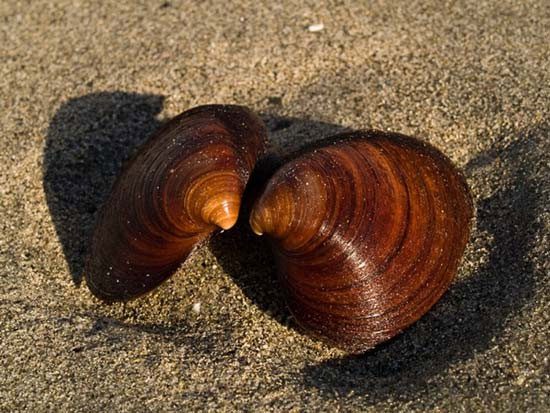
[1,0,549,411]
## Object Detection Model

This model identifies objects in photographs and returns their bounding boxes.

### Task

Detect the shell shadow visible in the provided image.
[43,92,165,285]
[299,123,548,402]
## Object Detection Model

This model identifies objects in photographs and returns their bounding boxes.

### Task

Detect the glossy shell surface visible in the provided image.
[250,130,473,352]
[86,105,266,301]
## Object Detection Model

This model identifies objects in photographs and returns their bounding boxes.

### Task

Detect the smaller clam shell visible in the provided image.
[86,105,267,301]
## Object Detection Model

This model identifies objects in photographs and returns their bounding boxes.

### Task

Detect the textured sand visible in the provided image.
[1,0,549,411]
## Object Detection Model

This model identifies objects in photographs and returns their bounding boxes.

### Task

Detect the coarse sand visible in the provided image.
[1,1,549,411]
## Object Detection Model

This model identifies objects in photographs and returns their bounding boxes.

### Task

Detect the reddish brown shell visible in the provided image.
[86,105,266,301]
[249,130,473,352]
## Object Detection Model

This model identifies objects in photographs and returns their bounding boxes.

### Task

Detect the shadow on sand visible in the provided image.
[44,92,165,285]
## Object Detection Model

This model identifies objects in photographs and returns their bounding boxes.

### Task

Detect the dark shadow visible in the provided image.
[260,113,351,155]
[44,92,165,285]
[300,122,548,402]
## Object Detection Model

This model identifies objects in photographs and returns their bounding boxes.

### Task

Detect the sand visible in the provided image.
[1,0,549,411]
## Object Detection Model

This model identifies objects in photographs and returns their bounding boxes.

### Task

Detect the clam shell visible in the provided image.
[86,105,266,301]
[250,130,473,352]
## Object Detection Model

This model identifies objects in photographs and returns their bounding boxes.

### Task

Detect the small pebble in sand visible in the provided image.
[307,23,324,32]
[192,302,201,314]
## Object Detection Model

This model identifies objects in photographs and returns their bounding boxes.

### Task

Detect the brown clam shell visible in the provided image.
[249,130,473,352]
[86,105,267,301]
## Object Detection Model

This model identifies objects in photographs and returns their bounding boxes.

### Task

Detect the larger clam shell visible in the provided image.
[250,130,473,352]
